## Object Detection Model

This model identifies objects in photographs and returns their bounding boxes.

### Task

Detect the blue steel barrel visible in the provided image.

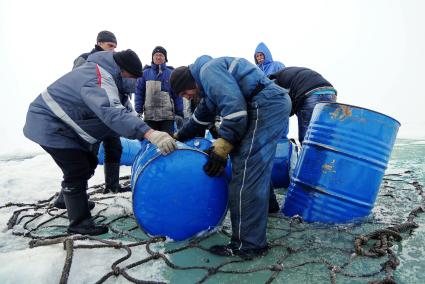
[282,103,400,223]
[271,138,297,188]
[98,137,143,166]
[131,142,228,241]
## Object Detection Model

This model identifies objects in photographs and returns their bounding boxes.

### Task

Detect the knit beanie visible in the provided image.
[113,49,143,77]
[170,66,196,95]
[97,30,117,44]
[152,46,168,62]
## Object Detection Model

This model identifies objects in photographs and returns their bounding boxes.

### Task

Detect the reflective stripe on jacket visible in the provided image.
[178,55,288,145]
[23,51,150,151]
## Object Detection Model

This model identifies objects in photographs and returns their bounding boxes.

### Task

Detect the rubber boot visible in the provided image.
[103,162,122,194]
[53,190,95,210]
[63,187,108,235]
[269,183,280,213]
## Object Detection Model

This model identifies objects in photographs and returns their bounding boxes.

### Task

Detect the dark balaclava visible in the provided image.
[96,30,117,44]
[113,49,143,78]
[152,46,168,63]
[170,66,196,95]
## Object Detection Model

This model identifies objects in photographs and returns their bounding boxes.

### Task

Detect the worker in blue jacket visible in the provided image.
[170,55,291,258]
[23,50,177,236]
[135,46,183,135]
[270,67,337,143]
[254,42,285,76]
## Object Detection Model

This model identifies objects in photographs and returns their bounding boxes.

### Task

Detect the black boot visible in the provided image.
[53,190,95,210]
[63,187,108,235]
[103,162,122,194]
[269,184,280,213]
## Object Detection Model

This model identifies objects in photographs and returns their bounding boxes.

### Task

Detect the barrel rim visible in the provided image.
[132,146,209,193]
[316,102,401,126]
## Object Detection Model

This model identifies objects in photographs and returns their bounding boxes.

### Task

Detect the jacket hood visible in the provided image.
[254,42,273,64]
[189,55,213,95]
[86,51,121,80]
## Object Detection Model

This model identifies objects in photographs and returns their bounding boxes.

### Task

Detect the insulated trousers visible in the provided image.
[228,91,291,249]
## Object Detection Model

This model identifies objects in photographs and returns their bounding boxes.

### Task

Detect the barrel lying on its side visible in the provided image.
[98,137,143,166]
[131,141,228,241]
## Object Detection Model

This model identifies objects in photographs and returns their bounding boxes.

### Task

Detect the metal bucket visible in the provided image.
[131,142,228,241]
[98,137,143,166]
[272,138,298,188]
[282,103,400,223]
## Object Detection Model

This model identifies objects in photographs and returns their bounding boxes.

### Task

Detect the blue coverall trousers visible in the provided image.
[228,90,291,250]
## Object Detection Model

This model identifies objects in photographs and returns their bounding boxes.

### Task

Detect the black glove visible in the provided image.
[203,148,228,177]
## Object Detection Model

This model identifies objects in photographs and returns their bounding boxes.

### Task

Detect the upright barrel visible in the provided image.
[98,137,143,166]
[271,138,298,188]
[282,103,400,223]
[131,142,228,241]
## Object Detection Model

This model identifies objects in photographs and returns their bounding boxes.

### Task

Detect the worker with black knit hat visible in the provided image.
[73,30,118,69]
[135,45,183,135]
[170,55,291,259]
[69,30,126,196]
[24,49,177,236]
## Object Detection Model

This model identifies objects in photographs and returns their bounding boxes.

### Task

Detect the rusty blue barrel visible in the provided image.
[131,141,228,241]
[282,103,400,223]
[98,137,142,166]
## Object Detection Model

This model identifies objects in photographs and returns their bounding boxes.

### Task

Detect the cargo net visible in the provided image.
[1,170,424,284]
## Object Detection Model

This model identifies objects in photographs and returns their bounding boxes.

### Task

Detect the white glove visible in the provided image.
[147,130,177,155]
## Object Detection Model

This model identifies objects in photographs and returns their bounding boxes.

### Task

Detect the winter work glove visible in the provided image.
[146,130,177,155]
[204,138,233,177]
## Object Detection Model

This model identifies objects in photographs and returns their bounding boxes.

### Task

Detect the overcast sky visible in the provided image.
[1,0,424,155]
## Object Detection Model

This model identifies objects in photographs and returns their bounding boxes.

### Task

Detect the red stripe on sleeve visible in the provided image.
[96,64,102,87]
